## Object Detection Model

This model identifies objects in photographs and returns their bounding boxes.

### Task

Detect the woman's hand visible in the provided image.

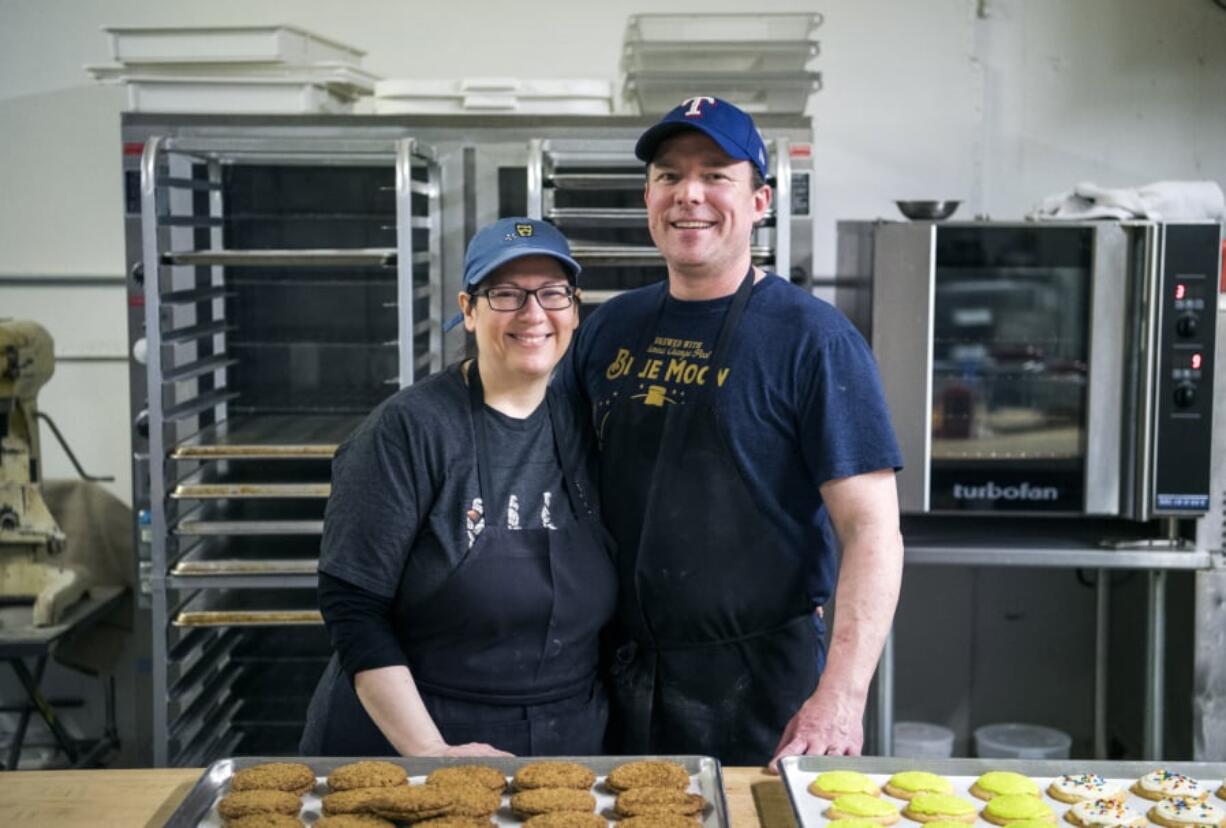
[438,742,515,758]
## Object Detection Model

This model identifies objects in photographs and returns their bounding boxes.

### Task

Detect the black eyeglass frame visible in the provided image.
[468,284,579,312]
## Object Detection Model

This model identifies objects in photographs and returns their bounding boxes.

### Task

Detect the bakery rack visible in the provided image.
[137,131,441,766]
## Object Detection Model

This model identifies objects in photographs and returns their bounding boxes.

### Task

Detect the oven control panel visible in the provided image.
[1152,222,1220,514]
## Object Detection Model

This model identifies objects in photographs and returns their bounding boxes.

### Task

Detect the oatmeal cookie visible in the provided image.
[231,762,317,796]
[511,787,597,817]
[315,816,395,828]
[224,815,304,828]
[414,818,496,828]
[523,812,609,828]
[616,816,701,828]
[606,761,690,793]
[514,761,597,790]
[426,765,508,793]
[369,785,455,822]
[328,760,409,792]
[614,788,706,818]
[322,787,390,816]
[217,789,301,820]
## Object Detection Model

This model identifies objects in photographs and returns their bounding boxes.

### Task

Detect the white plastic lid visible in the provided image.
[974,722,1072,759]
[893,721,955,757]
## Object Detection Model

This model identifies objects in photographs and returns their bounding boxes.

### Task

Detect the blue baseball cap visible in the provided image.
[635,96,769,179]
[463,217,581,289]
[445,217,581,332]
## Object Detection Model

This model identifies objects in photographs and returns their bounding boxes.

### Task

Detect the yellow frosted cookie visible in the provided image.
[1065,798,1147,828]
[809,771,881,800]
[1048,775,1126,804]
[971,772,1041,801]
[824,793,899,826]
[1148,797,1225,828]
[902,792,977,824]
[982,793,1056,825]
[883,771,952,800]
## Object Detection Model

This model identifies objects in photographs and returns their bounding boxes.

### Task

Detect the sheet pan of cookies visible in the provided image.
[164,755,728,828]
[780,756,1226,828]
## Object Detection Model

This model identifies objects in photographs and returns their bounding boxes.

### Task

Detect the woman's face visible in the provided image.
[459,255,579,382]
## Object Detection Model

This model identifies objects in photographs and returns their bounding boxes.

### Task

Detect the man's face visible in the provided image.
[459,255,578,382]
[644,130,771,276]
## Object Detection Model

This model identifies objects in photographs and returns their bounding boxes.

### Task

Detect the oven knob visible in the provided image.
[1175,314,1198,338]
[1173,383,1197,408]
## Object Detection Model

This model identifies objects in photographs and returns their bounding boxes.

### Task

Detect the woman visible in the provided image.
[300,217,615,757]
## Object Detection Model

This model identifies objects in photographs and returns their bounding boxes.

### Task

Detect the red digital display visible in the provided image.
[1175,283,1187,300]
[1192,353,1203,371]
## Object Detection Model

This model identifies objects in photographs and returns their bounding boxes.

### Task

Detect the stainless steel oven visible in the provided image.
[837,221,1221,519]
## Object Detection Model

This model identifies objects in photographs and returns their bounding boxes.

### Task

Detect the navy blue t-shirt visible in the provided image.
[563,273,901,606]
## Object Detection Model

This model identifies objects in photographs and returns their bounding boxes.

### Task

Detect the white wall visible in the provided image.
[1,0,1224,507]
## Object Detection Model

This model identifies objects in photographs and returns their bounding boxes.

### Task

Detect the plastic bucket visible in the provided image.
[893,721,956,758]
[974,722,1072,759]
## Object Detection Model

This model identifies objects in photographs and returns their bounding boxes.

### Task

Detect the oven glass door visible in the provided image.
[929,226,1095,512]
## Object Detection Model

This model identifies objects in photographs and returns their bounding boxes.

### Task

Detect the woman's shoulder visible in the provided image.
[349,364,468,447]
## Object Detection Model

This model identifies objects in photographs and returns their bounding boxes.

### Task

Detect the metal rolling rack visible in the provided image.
[138,133,442,766]
[526,137,792,303]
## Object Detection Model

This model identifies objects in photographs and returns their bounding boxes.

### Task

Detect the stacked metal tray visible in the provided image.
[166,755,729,828]
[780,756,1226,828]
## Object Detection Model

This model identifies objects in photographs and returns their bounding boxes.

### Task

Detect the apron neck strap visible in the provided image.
[466,360,499,511]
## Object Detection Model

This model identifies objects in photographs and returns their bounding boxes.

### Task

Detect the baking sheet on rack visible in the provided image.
[165,755,729,828]
[780,756,1226,828]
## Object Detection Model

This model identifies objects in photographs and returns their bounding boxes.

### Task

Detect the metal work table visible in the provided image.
[0,585,126,770]
[871,518,1218,761]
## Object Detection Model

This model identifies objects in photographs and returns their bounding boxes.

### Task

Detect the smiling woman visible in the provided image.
[300,217,616,760]
[460,255,580,410]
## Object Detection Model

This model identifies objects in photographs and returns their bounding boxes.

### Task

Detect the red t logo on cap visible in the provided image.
[681,96,716,117]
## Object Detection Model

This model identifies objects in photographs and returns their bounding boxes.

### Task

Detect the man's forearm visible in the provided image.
[815,524,904,712]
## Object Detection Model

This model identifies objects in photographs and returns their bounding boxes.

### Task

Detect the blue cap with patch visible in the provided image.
[462,216,580,289]
[445,217,581,332]
[634,96,769,179]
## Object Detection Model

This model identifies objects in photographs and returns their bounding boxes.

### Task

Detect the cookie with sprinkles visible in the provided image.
[1148,796,1225,828]
[1049,774,1127,804]
[1133,769,1207,802]
[1065,798,1147,828]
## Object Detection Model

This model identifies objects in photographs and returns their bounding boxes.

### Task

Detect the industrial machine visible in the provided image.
[0,320,81,627]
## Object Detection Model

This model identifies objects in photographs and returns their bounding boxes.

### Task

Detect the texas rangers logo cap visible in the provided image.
[634,96,770,179]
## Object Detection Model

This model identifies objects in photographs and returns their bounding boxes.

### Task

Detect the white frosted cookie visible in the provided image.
[1133,770,1206,802]
[1148,797,1224,828]
[1066,798,1146,828]
[1049,774,1125,804]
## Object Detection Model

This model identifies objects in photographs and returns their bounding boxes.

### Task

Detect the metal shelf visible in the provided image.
[162,248,397,268]
[170,413,359,460]
[569,243,774,266]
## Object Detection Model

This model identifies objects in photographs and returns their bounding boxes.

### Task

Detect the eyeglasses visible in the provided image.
[471,284,577,312]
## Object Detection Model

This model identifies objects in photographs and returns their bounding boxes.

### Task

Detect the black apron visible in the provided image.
[301,362,616,756]
[600,269,825,766]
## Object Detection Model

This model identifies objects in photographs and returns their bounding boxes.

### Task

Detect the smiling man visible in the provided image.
[564,97,905,767]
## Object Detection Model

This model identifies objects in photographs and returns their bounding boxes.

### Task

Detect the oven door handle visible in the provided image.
[1083,223,1129,515]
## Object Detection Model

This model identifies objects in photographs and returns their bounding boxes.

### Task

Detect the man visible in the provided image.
[565,97,904,767]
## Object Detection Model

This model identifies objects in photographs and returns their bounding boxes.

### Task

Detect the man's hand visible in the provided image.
[768,684,864,771]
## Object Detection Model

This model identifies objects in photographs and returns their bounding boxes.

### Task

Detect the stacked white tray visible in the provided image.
[622,13,823,115]
[373,78,614,115]
[88,25,377,113]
